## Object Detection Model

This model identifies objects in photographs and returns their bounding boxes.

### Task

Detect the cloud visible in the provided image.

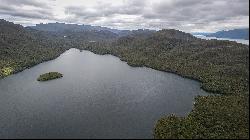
[141,0,249,31]
[145,0,248,21]
[0,0,249,32]
[0,0,51,8]
[64,0,146,19]
[0,0,54,20]
[63,0,249,32]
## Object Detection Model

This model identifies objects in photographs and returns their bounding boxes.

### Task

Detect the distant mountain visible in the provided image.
[27,23,121,41]
[191,32,212,36]
[29,22,116,32]
[206,28,249,40]
[28,23,155,37]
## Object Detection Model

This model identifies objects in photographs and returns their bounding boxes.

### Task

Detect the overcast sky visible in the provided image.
[0,0,249,32]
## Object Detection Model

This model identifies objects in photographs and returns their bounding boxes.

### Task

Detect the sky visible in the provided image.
[0,0,249,32]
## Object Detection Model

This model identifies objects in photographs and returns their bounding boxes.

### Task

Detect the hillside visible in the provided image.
[0,19,67,78]
[57,30,118,42]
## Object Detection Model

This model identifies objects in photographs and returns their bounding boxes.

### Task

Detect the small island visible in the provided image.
[37,72,63,81]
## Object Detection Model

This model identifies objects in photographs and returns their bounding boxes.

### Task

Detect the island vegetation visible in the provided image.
[0,19,249,139]
[37,72,63,81]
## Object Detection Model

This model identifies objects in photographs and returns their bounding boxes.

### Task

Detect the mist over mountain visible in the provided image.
[206,28,249,40]
[194,28,249,40]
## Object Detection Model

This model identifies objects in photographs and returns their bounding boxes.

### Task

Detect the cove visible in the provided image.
[0,48,208,139]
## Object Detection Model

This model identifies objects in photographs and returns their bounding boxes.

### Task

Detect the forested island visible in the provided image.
[37,72,63,81]
[0,19,249,139]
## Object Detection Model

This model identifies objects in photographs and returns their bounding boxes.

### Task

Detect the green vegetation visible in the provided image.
[1,67,13,76]
[154,94,249,139]
[37,72,63,81]
[0,19,69,79]
[0,19,249,139]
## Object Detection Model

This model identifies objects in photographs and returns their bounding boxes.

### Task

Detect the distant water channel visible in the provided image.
[194,35,249,45]
[0,48,208,138]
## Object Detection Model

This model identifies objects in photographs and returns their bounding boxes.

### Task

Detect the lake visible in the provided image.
[0,48,208,139]
[194,35,249,45]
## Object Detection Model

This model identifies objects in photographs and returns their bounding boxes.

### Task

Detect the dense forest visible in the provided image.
[0,19,249,139]
[0,19,69,78]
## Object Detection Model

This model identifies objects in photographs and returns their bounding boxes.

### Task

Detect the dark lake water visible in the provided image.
[0,48,208,139]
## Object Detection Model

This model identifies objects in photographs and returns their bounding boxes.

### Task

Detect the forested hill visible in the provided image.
[0,19,67,78]
[114,28,248,50]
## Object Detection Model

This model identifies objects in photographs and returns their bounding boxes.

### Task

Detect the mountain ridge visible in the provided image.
[28,22,156,37]
[193,28,249,40]
[207,28,249,40]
